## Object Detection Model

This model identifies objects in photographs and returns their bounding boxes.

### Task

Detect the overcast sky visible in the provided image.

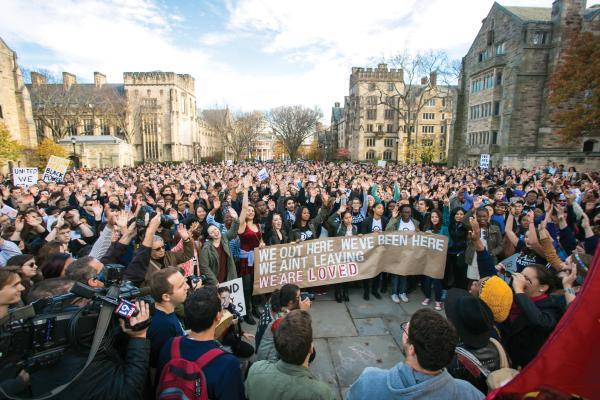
[1,0,556,121]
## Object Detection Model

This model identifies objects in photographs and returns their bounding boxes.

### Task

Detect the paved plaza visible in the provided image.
[245,285,443,399]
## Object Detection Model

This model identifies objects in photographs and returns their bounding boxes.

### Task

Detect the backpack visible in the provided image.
[157,336,225,400]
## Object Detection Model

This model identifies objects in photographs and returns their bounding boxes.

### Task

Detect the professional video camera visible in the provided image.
[0,265,152,379]
[136,204,175,230]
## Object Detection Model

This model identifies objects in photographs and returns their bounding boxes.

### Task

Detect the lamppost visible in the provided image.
[70,136,79,169]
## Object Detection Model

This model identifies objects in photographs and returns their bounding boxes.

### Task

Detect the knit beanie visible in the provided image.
[479,276,513,323]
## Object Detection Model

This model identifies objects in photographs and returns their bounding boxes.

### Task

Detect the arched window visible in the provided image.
[583,140,597,152]
[366,150,375,160]
[383,150,393,160]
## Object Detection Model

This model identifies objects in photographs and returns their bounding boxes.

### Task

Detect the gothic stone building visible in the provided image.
[0,38,37,172]
[342,63,456,163]
[450,0,600,169]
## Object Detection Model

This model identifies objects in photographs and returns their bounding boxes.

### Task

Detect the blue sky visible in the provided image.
[1,0,556,121]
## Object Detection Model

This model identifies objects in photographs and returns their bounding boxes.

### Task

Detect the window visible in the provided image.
[442,98,446,107]
[478,49,489,62]
[494,101,501,116]
[366,150,375,160]
[146,89,151,96]
[423,113,435,120]
[0,105,3,119]
[441,113,445,120]
[68,125,78,136]
[142,98,157,107]
[495,42,505,55]
[482,102,492,117]
[377,124,383,133]
[483,73,494,89]
[366,138,375,147]
[496,71,503,86]
[583,139,597,152]
[383,150,393,160]
[384,109,395,119]
[180,93,187,113]
[388,83,395,91]
[83,118,93,134]
[492,131,498,144]
[35,119,44,137]
[368,83,376,91]
[99,119,110,135]
[366,109,377,120]
[387,124,394,133]
[441,125,447,134]
[367,96,378,105]
[531,31,547,45]
[425,99,436,106]
[421,125,434,133]
[384,138,394,147]
[366,124,374,132]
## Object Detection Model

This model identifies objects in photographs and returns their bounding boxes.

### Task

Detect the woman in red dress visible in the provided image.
[238,175,264,325]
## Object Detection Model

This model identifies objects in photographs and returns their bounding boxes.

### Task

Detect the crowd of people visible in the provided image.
[0,160,597,399]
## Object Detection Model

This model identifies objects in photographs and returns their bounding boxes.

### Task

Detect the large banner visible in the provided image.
[253,231,448,294]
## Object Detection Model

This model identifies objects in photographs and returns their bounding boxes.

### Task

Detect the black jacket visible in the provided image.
[360,216,389,234]
[501,293,564,368]
[31,337,150,400]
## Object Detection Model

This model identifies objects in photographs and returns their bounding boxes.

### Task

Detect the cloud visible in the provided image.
[0,0,557,123]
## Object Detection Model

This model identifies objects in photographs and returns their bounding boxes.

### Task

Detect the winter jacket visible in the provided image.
[198,219,240,286]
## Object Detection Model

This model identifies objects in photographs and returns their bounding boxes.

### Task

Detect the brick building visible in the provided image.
[450,0,600,169]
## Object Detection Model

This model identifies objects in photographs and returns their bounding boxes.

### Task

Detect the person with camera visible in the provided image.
[256,283,311,362]
[29,296,152,400]
[147,267,188,371]
[124,212,194,287]
[217,286,255,358]
[245,310,336,400]
[346,309,484,400]
[156,286,245,400]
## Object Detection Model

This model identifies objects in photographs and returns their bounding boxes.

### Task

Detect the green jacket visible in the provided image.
[245,360,336,400]
[198,219,239,286]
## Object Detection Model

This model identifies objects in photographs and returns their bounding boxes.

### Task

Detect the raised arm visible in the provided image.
[505,211,519,247]
[238,175,251,234]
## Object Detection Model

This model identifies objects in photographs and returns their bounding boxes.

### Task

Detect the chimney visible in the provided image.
[62,72,76,90]
[421,76,428,85]
[31,71,47,86]
[94,72,106,87]
[430,72,437,86]
[334,102,340,107]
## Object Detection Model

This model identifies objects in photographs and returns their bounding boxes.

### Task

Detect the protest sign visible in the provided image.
[480,154,490,169]
[219,277,246,316]
[253,231,448,294]
[308,175,317,183]
[256,168,269,182]
[0,204,18,219]
[226,160,233,166]
[377,160,387,168]
[42,156,70,183]
[12,167,38,187]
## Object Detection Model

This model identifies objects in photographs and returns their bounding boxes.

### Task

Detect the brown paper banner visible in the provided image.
[253,231,448,294]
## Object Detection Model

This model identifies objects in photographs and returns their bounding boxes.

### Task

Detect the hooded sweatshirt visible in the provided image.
[346,362,484,400]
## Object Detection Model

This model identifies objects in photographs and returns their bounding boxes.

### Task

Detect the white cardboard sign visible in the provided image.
[42,156,70,183]
[218,277,246,316]
[13,168,38,187]
[256,168,269,182]
[480,154,490,169]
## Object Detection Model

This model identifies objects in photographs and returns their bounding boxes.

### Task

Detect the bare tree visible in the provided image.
[99,88,142,143]
[202,109,232,159]
[268,105,322,160]
[225,111,265,161]
[375,50,458,162]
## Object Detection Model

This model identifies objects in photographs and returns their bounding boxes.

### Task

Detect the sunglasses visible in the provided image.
[152,245,165,251]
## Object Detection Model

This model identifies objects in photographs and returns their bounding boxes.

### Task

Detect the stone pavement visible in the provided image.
[306,285,445,399]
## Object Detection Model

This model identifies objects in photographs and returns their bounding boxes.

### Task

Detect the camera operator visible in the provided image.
[28,287,152,400]
[147,267,188,371]
[123,213,194,287]
[0,269,28,397]
[64,256,105,289]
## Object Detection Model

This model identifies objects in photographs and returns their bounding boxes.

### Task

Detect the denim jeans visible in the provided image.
[421,276,443,301]
[390,274,407,295]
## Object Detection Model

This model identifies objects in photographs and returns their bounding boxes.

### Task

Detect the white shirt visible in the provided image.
[372,218,383,232]
[398,219,416,232]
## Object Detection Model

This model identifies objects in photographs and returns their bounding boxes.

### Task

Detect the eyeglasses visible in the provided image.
[400,321,409,336]
[152,245,165,251]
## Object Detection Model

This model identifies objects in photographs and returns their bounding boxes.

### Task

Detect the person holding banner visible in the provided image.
[360,202,389,300]
[327,203,356,302]
[238,175,264,325]
[420,203,450,311]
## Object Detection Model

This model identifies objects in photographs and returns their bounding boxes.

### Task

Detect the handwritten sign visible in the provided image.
[12,168,38,187]
[42,156,70,183]
[253,231,448,294]
[480,154,490,169]
[219,277,246,317]
[257,168,269,182]
[377,160,387,168]
[0,204,18,219]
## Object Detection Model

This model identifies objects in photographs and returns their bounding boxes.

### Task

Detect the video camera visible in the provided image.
[136,204,175,230]
[0,265,151,375]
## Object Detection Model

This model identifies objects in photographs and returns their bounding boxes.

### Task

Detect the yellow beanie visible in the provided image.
[479,276,513,323]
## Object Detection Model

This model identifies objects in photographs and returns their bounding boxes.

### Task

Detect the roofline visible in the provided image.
[497,3,552,23]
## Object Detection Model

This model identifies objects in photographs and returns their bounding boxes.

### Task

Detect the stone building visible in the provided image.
[195,116,220,161]
[124,72,196,162]
[0,38,37,171]
[341,63,456,163]
[249,123,276,161]
[450,0,600,169]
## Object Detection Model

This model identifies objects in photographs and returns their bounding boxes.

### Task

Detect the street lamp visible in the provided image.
[71,137,79,169]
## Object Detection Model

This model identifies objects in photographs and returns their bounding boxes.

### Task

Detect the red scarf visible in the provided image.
[508,293,548,322]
